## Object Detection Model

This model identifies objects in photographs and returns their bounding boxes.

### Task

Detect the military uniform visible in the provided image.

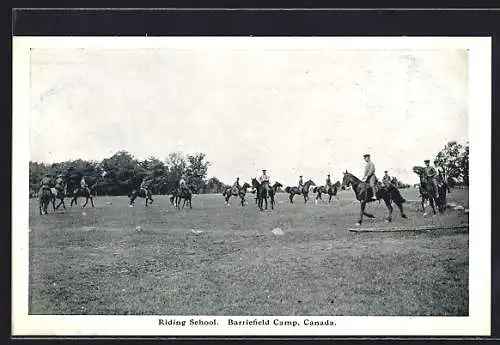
[39,175,52,195]
[54,175,65,196]
[259,171,270,191]
[179,177,189,192]
[232,178,241,194]
[140,179,150,194]
[362,154,377,199]
[424,161,439,198]
[382,172,392,188]
[325,175,332,191]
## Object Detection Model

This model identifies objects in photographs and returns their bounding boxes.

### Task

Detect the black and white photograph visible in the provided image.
[12,36,491,336]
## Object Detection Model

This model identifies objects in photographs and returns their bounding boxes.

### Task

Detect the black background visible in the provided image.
[9,5,500,344]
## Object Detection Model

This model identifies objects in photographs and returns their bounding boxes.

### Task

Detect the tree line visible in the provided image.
[29,141,468,197]
[29,150,229,197]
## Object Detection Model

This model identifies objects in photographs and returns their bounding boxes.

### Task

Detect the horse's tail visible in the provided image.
[390,186,406,204]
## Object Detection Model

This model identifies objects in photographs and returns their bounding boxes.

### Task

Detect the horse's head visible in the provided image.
[412,166,425,175]
[251,178,260,188]
[333,181,341,188]
[341,171,351,189]
[273,181,283,189]
[312,186,318,193]
[242,182,251,189]
[305,179,316,187]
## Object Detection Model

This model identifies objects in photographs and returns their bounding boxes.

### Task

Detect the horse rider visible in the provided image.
[179,174,189,193]
[232,177,241,195]
[298,175,304,191]
[325,174,332,192]
[382,170,392,188]
[140,177,150,195]
[80,175,89,193]
[54,173,66,197]
[259,169,271,192]
[39,173,53,195]
[424,159,440,199]
[362,153,378,201]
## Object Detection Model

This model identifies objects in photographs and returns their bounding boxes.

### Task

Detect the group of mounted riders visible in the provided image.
[37,154,451,224]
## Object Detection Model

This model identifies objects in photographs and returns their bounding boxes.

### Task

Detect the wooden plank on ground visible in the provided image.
[347,224,469,233]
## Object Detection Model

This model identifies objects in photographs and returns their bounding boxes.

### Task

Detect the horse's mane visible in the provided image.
[412,166,425,175]
[344,171,361,183]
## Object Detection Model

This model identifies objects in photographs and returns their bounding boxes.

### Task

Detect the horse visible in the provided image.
[251,178,270,211]
[38,187,55,215]
[49,187,67,210]
[129,188,154,207]
[412,166,448,215]
[222,182,251,206]
[341,171,407,225]
[69,185,95,208]
[284,179,316,204]
[313,181,341,203]
[268,182,283,210]
[171,187,193,209]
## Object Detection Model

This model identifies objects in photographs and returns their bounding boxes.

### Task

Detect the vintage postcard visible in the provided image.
[12,36,491,336]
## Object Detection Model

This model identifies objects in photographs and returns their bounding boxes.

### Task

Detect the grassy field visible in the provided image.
[28,187,469,316]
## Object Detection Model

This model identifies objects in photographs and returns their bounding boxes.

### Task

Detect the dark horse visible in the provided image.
[222,182,251,206]
[49,187,67,210]
[341,171,407,225]
[170,187,193,209]
[269,181,283,210]
[412,166,448,215]
[313,181,341,203]
[129,188,154,207]
[251,179,282,211]
[70,185,95,208]
[284,179,316,204]
[38,188,55,215]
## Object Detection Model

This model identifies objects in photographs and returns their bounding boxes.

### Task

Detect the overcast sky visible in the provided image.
[29,45,468,186]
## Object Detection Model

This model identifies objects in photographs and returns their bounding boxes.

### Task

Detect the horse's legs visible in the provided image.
[289,194,294,204]
[328,194,333,203]
[383,197,393,222]
[396,200,407,219]
[429,197,436,215]
[357,202,366,225]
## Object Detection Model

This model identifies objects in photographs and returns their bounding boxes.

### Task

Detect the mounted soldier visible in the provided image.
[298,175,304,192]
[382,170,392,188]
[179,174,189,193]
[259,169,271,193]
[54,173,66,198]
[325,174,332,192]
[362,154,378,201]
[424,159,439,199]
[140,177,151,195]
[39,173,53,195]
[232,177,241,195]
